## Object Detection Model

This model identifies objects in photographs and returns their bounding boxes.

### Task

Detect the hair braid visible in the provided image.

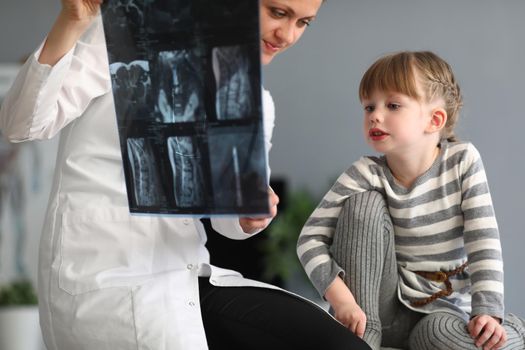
[414,52,463,142]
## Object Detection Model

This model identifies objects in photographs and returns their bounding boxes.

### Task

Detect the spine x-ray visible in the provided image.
[101,0,269,215]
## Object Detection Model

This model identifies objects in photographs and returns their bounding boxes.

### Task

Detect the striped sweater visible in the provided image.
[297,141,504,319]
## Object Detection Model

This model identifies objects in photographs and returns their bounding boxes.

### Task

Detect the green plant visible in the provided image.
[260,190,318,283]
[0,280,38,306]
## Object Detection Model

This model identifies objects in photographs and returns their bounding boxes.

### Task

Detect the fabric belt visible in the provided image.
[410,262,468,307]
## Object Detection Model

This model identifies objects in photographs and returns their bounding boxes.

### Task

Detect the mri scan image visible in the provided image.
[155,50,205,123]
[207,125,268,213]
[102,0,266,214]
[145,0,192,34]
[213,46,253,120]
[127,138,165,206]
[167,136,205,207]
[110,60,151,121]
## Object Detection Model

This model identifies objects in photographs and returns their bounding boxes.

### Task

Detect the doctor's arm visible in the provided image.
[39,0,102,66]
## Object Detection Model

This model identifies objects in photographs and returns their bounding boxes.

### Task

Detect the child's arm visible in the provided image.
[460,143,504,319]
[297,180,354,297]
[297,158,376,297]
[461,143,506,349]
[325,276,367,338]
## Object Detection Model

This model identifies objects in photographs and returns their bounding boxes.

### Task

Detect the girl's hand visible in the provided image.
[468,315,507,350]
[239,187,279,233]
[333,301,367,338]
[325,277,366,338]
[61,0,103,22]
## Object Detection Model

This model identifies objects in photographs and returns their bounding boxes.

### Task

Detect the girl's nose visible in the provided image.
[369,110,382,124]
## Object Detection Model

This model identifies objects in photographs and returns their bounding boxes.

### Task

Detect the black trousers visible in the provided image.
[199,277,371,350]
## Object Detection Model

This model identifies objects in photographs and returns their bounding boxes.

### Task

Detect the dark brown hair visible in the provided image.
[359,51,463,142]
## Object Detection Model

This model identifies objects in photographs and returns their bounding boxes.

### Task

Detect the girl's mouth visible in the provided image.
[369,128,389,141]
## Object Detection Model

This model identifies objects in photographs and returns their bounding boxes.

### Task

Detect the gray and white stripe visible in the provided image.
[297,141,504,319]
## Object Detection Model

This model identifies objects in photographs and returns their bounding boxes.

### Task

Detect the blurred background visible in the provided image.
[0,1,524,348]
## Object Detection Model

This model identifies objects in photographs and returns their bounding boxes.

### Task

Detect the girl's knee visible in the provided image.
[340,191,388,219]
[344,191,386,214]
[409,312,470,350]
[337,191,391,238]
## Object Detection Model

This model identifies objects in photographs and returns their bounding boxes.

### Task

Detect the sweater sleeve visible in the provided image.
[297,158,378,298]
[460,143,504,319]
[0,15,110,142]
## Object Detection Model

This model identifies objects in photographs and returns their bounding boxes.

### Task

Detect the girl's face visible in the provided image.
[361,88,438,157]
[259,0,323,65]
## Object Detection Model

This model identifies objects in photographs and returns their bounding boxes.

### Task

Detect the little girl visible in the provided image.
[297,51,525,350]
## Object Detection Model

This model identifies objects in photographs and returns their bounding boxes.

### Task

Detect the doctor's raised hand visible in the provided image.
[39,0,102,66]
[61,0,102,20]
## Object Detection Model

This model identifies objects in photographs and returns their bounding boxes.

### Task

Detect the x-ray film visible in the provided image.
[101,0,269,215]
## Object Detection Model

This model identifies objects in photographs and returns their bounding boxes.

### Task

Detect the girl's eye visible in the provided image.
[387,103,400,110]
[364,105,375,112]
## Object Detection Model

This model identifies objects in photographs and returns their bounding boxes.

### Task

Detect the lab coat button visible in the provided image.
[183,219,190,225]
[188,301,196,307]
[187,264,194,270]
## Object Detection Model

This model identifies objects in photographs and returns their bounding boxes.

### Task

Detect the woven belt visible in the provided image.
[410,262,468,307]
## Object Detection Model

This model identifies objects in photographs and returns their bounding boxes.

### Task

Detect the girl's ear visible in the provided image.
[426,107,447,134]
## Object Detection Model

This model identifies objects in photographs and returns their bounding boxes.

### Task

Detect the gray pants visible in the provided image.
[331,191,525,350]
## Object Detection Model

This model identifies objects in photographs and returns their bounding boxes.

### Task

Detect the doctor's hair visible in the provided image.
[359,51,463,142]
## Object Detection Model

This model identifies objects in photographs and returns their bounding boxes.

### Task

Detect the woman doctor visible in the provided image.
[0,0,370,349]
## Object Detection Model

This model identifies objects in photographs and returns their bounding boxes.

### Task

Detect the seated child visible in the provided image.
[297,51,525,350]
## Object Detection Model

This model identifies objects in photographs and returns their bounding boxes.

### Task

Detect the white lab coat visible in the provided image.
[0,16,279,350]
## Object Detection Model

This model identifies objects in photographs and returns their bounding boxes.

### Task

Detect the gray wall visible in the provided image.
[264,0,525,316]
[0,1,60,63]
[1,0,524,317]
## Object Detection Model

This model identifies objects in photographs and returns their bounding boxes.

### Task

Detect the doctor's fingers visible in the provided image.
[269,190,279,205]
[268,188,279,215]
[239,217,270,234]
[61,0,103,21]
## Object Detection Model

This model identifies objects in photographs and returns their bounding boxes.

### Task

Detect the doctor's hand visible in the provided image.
[40,0,103,66]
[239,187,279,234]
[61,0,103,22]
[62,0,102,21]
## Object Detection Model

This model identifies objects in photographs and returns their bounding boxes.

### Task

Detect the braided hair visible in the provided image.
[359,51,463,142]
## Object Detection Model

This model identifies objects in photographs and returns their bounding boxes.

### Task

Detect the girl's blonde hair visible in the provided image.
[359,51,463,142]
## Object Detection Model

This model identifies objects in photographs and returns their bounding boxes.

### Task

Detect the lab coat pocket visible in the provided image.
[52,287,138,350]
[58,206,156,295]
